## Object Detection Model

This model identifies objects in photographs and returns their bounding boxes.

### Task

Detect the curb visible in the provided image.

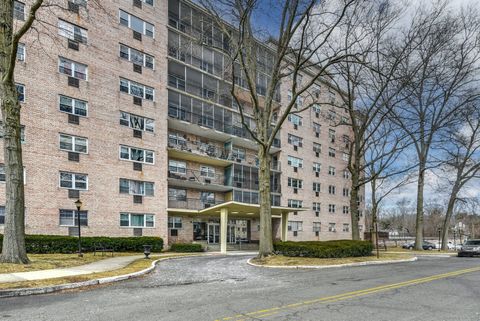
[246,256,418,269]
[0,255,195,298]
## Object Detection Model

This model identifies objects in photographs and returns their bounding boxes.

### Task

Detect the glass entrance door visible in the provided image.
[227,225,236,244]
[207,223,220,244]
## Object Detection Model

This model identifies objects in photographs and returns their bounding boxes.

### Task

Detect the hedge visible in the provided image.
[170,243,204,252]
[274,240,373,258]
[0,235,163,254]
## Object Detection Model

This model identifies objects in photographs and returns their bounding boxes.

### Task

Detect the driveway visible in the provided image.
[1,255,479,321]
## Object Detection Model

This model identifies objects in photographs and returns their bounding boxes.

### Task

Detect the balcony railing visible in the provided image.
[168,198,223,210]
[168,168,225,186]
[168,104,281,148]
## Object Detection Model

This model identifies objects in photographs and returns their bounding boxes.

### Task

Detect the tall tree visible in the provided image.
[438,105,480,249]
[1,0,44,264]
[201,0,359,257]
[392,3,480,250]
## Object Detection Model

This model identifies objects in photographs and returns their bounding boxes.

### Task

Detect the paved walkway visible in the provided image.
[0,255,144,283]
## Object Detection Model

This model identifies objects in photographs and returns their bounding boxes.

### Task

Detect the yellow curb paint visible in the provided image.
[215,266,480,321]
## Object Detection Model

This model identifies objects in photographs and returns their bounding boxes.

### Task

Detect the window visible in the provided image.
[168,216,182,229]
[119,178,154,196]
[120,213,155,227]
[313,162,321,173]
[59,57,88,80]
[343,206,349,214]
[120,145,154,164]
[59,209,88,226]
[313,222,321,232]
[58,20,88,44]
[343,188,350,197]
[13,1,25,20]
[287,221,303,232]
[288,177,303,189]
[119,10,155,38]
[168,132,186,146]
[328,185,336,195]
[0,206,4,224]
[287,199,303,208]
[328,223,336,232]
[312,202,321,212]
[59,95,88,116]
[343,170,350,179]
[119,44,154,69]
[144,0,154,5]
[17,43,25,61]
[288,114,302,126]
[200,165,215,178]
[168,160,186,174]
[168,188,186,201]
[329,129,336,143]
[328,110,336,121]
[119,78,154,100]
[59,134,88,153]
[0,122,25,142]
[287,156,303,168]
[329,148,336,158]
[16,83,25,102]
[342,153,349,161]
[313,182,321,192]
[59,172,88,190]
[343,224,350,232]
[232,147,246,160]
[120,111,154,132]
[200,191,215,204]
[0,164,4,182]
[313,122,321,134]
[328,166,336,176]
[312,104,321,114]
[313,143,321,154]
[359,225,363,232]
[288,134,303,147]
[328,204,336,213]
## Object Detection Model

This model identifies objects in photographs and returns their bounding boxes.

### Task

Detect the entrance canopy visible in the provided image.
[168,201,298,218]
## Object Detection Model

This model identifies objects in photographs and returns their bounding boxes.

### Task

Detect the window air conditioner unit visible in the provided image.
[293,145,298,151]
[316,192,319,197]
[294,124,298,130]
[68,189,80,199]
[293,231,298,237]
[68,114,80,125]
[133,96,142,106]
[133,129,142,138]
[315,231,319,236]
[133,63,142,74]
[293,188,298,194]
[68,152,80,162]
[133,30,142,41]
[316,132,320,138]
[315,172,319,177]
[68,39,79,51]
[133,0,142,8]
[315,211,319,217]
[316,152,320,157]
[68,77,79,88]
[236,182,242,188]
[293,167,298,173]
[133,195,143,203]
[133,162,142,171]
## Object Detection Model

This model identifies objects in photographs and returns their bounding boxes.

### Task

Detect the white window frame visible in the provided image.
[329,148,336,158]
[17,43,25,61]
[119,44,155,69]
[329,223,336,232]
[13,1,25,20]
[328,166,336,176]
[313,143,321,153]
[288,114,302,126]
[287,156,303,168]
[168,159,186,174]
[58,57,88,80]
[0,206,4,225]
[168,216,183,229]
[328,204,336,213]
[313,222,321,232]
[328,185,336,195]
[200,165,215,178]
[120,212,155,228]
[343,224,350,232]
[58,19,88,44]
[287,199,303,208]
[288,221,303,232]
[119,145,155,164]
[15,83,25,102]
[59,95,88,117]
[343,206,349,214]
[119,178,154,196]
[313,182,321,192]
[313,163,321,173]
[119,78,155,101]
[59,209,88,227]
[288,177,303,189]
[59,133,88,154]
[288,134,303,147]
[312,202,321,212]
[59,171,88,190]
[119,10,155,38]
[120,111,154,132]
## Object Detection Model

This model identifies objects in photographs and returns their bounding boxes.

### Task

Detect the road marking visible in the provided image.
[214,266,480,321]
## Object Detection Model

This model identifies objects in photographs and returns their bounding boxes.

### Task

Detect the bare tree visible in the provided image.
[200,0,362,257]
[391,3,480,250]
[438,106,480,249]
[0,0,44,264]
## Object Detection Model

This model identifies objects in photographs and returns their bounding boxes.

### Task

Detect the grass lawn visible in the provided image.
[0,252,147,274]
[251,252,414,267]
[0,253,198,290]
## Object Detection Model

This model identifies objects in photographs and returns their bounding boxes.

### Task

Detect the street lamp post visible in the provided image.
[75,199,83,258]
[437,228,442,252]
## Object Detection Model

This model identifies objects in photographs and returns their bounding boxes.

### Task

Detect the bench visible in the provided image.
[93,243,114,257]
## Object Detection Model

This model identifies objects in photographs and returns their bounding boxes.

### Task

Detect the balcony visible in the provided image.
[168,198,224,210]
[168,169,232,192]
[168,103,281,153]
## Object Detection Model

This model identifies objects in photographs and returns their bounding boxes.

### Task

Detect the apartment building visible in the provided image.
[0,0,364,251]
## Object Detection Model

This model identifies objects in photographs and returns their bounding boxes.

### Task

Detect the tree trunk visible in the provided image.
[257,146,273,258]
[0,83,29,264]
[349,164,361,240]
[0,0,29,264]
[414,160,425,250]
[441,184,458,251]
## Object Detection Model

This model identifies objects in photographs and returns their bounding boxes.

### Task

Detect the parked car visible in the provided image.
[458,239,480,257]
[402,241,435,250]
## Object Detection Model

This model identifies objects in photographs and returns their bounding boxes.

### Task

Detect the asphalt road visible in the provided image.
[1,255,479,321]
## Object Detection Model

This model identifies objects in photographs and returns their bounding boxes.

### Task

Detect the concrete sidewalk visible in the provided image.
[0,255,144,283]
